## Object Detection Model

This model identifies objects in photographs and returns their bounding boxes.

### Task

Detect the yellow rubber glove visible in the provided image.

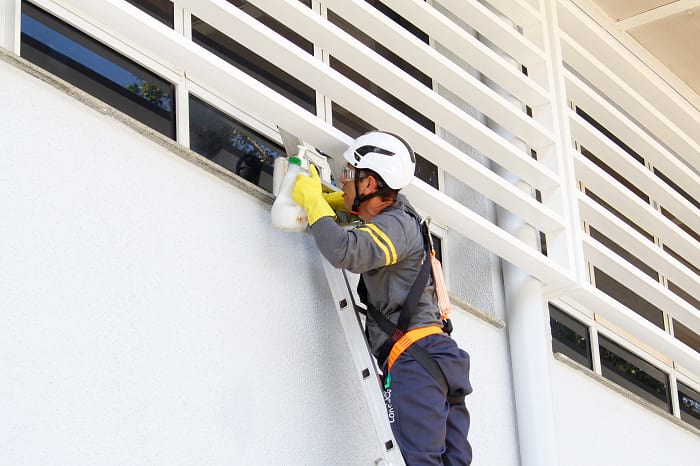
[293,164,335,225]
[322,191,348,212]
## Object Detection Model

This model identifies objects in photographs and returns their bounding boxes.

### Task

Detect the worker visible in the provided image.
[292,130,472,465]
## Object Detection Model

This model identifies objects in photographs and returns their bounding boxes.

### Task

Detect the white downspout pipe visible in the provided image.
[478,18,560,466]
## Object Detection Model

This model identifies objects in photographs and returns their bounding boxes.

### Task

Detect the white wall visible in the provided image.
[551,359,700,466]
[0,56,518,465]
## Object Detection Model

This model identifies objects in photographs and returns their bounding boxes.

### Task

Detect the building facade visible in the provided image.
[1,1,699,465]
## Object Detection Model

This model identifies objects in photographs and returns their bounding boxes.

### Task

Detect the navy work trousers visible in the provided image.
[383,334,472,466]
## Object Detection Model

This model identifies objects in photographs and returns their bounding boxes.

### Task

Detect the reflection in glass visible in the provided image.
[20,1,176,138]
[678,382,700,429]
[191,15,315,114]
[549,304,592,369]
[598,335,670,411]
[125,0,174,28]
[189,95,284,192]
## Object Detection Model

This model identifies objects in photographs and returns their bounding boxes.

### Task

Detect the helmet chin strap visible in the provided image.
[351,175,390,214]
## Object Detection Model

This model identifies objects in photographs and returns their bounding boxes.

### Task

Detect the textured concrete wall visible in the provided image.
[0,55,519,465]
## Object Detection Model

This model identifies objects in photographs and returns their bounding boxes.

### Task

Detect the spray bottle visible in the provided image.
[271,156,308,232]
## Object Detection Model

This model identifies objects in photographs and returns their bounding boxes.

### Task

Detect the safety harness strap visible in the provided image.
[357,203,464,404]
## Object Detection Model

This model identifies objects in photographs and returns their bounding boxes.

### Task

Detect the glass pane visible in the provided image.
[576,107,644,165]
[189,95,285,192]
[124,0,174,28]
[549,304,592,369]
[589,227,658,280]
[227,0,314,55]
[678,382,700,429]
[329,103,438,189]
[20,1,176,138]
[593,268,665,329]
[598,335,670,411]
[191,16,316,114]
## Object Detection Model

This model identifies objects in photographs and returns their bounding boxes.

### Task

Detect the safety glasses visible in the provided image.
[342,166,356,181]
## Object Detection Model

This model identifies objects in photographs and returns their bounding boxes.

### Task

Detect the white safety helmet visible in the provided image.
[342,131,416,190]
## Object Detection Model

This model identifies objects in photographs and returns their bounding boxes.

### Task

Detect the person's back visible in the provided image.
[292,131,472,465]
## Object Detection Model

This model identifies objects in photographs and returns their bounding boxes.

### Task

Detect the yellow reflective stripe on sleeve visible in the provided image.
[365,223,397,265]
[359,227,391,266]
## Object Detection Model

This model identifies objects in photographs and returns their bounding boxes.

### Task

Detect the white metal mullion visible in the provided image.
[321,0,554,151]
[176,0,565,233]
[436,0,546,68]
[568,285,700,379]
[569,112,700,235]
[558,0,700,147]
[589,323,602,375]
[574,154,700,268]
[175,76,189,147]
[380,0,551,107]
[582,235,700,337]
[523,0,586,291]
[578,195,700,302]
[670,369,682,419]
[1,0,20,54]
[564,70,700,202]
[404,180,574,289]
[250,0,558,189]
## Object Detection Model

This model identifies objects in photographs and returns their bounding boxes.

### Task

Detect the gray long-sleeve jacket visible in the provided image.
[310,194,442,359]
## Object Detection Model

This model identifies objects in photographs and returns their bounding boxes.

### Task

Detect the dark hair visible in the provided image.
[359,169,399,202]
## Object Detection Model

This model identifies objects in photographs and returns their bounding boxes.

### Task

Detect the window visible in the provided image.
[189,95,285,192]
[20,1,176,138]
[191,15,316,114]
[125,0,174,28]
[678,382,700,430]
[549,304,593,369]
[598,335,670,411]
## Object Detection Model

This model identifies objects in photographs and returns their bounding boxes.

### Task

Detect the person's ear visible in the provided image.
[365,175,379,192]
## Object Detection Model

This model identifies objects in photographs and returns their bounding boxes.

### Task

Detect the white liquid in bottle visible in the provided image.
[271,156,309,232]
